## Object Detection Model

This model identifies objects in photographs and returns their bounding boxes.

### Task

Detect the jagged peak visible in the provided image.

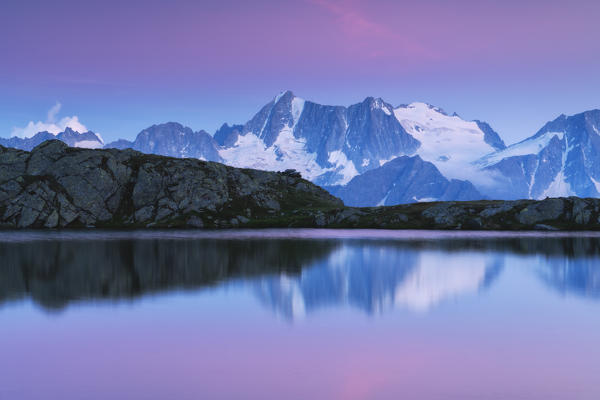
[139,122,197,135]
[273,90,296,104]
[60,126,97,136]
[360,96,394,115]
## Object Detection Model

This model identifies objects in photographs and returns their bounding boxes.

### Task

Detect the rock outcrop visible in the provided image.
[323,197,600,230]
[0,140,342,228]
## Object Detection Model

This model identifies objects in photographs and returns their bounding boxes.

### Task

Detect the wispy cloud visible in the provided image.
[308,0,434,59]
[46,102,62,123]
[11,102,89,138]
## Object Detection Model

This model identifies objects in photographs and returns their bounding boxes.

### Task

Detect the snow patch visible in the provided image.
[220,133,276,171]
[219,130,327,182]
[273,91,287,103]
[376,191,390,206]
[74,140,103,149]
[592,177,600,194]
[373,98,392,115]
[94,132,105,144]
[328,150,359,185]
[540,171,571,198]
[413,197,437,203]
[479,131,565,167]
[378,156,396,167]
[291,97,305,129]
[538,134,572,198]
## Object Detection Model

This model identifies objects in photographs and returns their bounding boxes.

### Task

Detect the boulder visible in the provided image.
[517,198,565,225]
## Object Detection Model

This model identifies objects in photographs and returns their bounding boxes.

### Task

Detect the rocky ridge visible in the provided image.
[0,140,342,229]
[1,141,600,230]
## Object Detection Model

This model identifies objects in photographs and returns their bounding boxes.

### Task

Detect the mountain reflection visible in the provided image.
[0,233,599,314]
[537,257,600,299]
[254,245,503,318]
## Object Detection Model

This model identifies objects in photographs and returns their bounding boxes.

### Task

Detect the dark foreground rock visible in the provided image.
[327,197,600,230]
[0,141,342,228]
[2,141,600,230]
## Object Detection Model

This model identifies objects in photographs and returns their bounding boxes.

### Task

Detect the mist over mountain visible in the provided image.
[3,91,600,205]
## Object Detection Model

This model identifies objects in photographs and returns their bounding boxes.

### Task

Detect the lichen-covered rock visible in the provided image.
[517,198,565,225]
[572,198,592,225]
[422,203,466,226]
[479,203,515,218]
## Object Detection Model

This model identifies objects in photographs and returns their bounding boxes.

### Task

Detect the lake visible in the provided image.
[1,229,599,400]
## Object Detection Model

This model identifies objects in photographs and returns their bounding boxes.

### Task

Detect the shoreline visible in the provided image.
[2,142,600,231]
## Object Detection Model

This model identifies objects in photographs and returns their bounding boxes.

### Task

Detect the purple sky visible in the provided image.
[1,0,599,143]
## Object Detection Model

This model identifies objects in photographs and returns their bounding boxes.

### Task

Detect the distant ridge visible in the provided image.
[0,127,103,151]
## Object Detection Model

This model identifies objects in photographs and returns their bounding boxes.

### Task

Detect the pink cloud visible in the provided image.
[308,0,436,60]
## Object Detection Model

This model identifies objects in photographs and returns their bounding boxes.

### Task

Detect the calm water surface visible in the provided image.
[1,229,599,400]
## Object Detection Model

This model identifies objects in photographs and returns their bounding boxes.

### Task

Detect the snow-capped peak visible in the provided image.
[371,97,392,115]
[273,90,295,104]
[393,102,498,182]
[396,102,451,116]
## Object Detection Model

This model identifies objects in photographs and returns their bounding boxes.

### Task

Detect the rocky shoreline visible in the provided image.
[1,141,600,230]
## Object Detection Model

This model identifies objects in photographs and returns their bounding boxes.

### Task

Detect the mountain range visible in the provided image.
[0,127,104,151]
[2,91,599,206]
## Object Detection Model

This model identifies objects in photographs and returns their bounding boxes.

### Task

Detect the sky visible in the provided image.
[1,0,599,144]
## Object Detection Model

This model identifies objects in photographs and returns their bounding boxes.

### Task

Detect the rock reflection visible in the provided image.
[0,238,339,310]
